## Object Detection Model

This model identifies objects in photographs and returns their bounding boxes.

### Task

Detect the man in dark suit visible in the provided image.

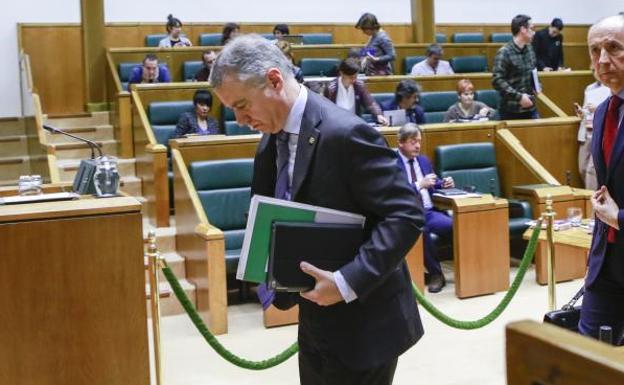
[395,123,454,293]
[579,15,624,345]
[209,35,425,384]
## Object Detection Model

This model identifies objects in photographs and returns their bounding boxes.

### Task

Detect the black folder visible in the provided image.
[267,221,364,292]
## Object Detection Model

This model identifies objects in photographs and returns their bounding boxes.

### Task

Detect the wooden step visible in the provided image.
[145,279,195,317]
[0,119,25,136]
[56,157,136,182]
[119,175,142,197]
[144,251,186,282]
[0,156,30,184]
[0,135,28,158]
[45,125,114,144]
[45,111,110,128]
[143,225,176,253]
[50,140,118,160]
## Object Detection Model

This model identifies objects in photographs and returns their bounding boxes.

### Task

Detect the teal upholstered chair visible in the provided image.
[198,33,222,46]
[491,33,513,43]
[449,55,488,73]
[189,159,254,287]
[420,91,458,123]
[436,33,448,43]
[299,58,340,77]
[360,93,395,123]
[475,90,501,120]
[452,33,485,43]
[434,142,532,245]
[117,62,141,91]
[301,33,333,45]
[145,34,168,47]
[222,107,256,135]
[403,56,427,74]
[260,33,275,40]
[183,61,203,81]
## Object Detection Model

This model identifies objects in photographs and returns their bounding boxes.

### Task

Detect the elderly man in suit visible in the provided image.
[209,34,425,384]
[579,14,624,345]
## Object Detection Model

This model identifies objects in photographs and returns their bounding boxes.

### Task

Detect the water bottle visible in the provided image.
[93,156,120,197]
[18,175,43,196]
[599,325,613,345]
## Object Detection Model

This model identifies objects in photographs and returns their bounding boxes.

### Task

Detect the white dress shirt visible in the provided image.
[335,77,356,114]
[410,59,454,76]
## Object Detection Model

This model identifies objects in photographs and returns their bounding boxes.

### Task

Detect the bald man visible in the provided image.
[579,14,624,345]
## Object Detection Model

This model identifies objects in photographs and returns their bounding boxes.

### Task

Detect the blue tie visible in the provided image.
[274,131,291,200]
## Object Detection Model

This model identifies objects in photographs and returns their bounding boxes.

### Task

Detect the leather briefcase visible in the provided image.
[543,286,584,332]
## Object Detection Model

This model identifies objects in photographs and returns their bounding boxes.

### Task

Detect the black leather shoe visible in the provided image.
[427,274,446,293]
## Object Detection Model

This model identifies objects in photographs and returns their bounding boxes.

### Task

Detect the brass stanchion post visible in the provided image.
[543,195,557,311]
[147,230,164,385]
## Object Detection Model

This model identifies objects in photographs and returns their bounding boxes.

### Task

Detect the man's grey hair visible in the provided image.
[398,123,422,142]
[208,34,294,88]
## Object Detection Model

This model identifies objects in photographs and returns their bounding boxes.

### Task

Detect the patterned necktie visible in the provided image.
[274,131,291,200]
[602,96,623,243]
[408,158,418,185]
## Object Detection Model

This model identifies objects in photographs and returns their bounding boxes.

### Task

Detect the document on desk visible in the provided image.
[237,195,365,283]
[432,192,482,199]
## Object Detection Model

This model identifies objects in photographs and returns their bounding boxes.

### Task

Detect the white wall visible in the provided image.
[2,0,622,118]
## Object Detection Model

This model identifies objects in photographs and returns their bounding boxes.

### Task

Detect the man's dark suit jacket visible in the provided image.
[252,90,425,371]
[587,95,624,288]
[395,153,443,194]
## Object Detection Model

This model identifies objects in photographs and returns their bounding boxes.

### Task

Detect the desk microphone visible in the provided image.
[42,124,103,194]
[489,178,497,198]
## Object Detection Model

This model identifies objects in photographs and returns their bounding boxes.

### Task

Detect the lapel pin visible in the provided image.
[309,136,316,145]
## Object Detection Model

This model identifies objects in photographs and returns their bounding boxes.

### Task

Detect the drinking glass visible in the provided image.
[567,207,583,227]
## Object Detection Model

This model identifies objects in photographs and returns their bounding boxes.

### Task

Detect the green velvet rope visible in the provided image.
[410,219,542,329]
[161,265,299,370]
[161,219,542,368]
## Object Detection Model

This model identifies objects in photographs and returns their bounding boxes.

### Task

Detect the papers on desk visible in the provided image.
[432,191,482,199]
[0,192,79,205]
[526,219,572,231]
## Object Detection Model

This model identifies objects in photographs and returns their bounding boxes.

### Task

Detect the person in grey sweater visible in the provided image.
[444,79,496,122]
[355,13,396,76]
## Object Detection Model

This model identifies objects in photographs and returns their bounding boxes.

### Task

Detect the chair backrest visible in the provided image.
[475,90,501,109]
[198,33,222,46]
[452,33,485,43]
[260,33,276,40]
[183,61,203,81]
[435,142,501,196]
[145,34,168,47]
[436,33,448,43]
[301,33,333,45]
[148,101,194,145]
[118,62,141,82]
[404,56,426,74]
[449,55,488,73]
[491,33,513,43]
[299,58,340,76]
[420,91,458,123]
[224,121,255,136]
[372,92,394,107]
[189,159,253,250]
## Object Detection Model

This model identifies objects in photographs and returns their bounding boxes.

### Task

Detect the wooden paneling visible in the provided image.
[0,197,149,385]
[20,25,85,115]
[437,23,590,44]
[540,70,595,116]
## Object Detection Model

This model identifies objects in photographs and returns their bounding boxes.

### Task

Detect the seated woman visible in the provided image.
[355,13,396,76]
[221,22,240,45]
[275,40,304,83]
[172,90,219,138]
[323,58,388,125]
[158,15,192,48]
[444,79,496,122]
[381,79,426,124]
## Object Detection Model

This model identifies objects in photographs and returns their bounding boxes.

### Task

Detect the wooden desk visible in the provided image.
[0,196,149,385]
[433,194,510,298]
[523,224,590,285]
[513,184,591,219]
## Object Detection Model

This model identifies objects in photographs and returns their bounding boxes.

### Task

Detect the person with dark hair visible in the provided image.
[172,89,219,138]
[221,22,240,45]
[324,58,388,125]
[396,123,453,293]
[273,24,290,40]
[275,40,304,83]
[532,18,566,71]
[410,44,454,76]
[158,14,192,48]
[444,79,496,122]
[492,14,538,120]
[193,51,217,82]
[380,79,426,124]
[355,12,396,76]
[127,54,171,86]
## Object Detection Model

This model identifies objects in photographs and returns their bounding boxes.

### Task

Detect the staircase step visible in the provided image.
[119,175,142,197]
[0,119,25,136]
[45,111,110,128]
[144,251,186,282]
[45,125,114,144]
[143,225,176,253]
[0,135,28,157]
[0,156,30,184]
[145,278,195,317]
[51,140,118,160]
[56,157,136,182]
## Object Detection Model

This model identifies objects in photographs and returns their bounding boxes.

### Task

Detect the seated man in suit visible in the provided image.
[396,123,453,292]
[380,79,426,124]
[128,54,171,85]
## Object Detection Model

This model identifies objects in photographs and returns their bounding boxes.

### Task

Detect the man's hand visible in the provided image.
[299,262,343,306]
[376,115,389,126]
[543,67,553,72]
[418,173,437,190]
[592,186,620,229]
[442,176,455,188]
[520,94,534,108]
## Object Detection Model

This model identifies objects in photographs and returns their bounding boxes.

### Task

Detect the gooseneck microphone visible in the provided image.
[43,124,103,159]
